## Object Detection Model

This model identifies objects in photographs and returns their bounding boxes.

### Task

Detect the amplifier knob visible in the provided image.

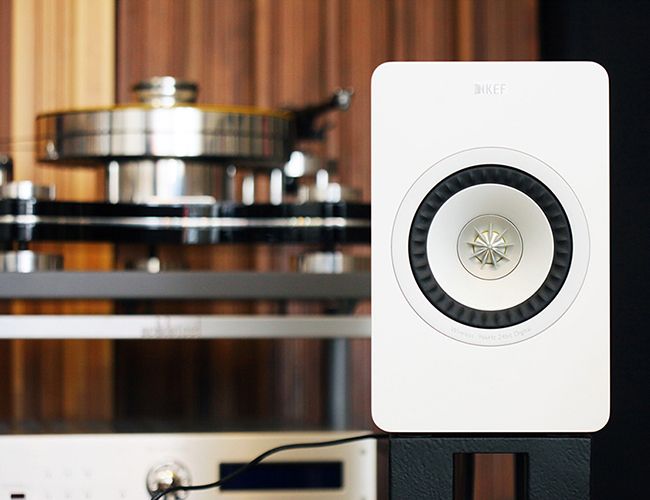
[146,461,192,499]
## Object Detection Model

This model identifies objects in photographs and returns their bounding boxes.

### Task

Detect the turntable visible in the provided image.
[0,77,369,270]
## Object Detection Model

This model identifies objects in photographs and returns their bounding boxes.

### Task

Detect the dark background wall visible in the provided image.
[540,1,650,498]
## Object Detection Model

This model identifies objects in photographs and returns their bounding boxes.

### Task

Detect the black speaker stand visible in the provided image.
[389,434,591,499]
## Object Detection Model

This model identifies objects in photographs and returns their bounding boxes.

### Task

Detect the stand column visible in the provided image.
[390,435,591,500]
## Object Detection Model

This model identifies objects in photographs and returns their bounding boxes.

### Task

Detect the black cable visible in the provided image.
[150,432,387,500]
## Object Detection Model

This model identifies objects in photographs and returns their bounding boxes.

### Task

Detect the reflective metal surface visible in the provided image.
[0,271,371,300]
[0,432,376,499]
[0,250,63,272]
[0,315,371,339]
[106,159,224,204]
[36,105,292,165]
[0,155,12,185]
[333,87,354,111]
[33,79,360,206]
[125,256,187,273]
[241,172,256,205]
[146,462,191,499]
[284,150,336,178]
[133,76,198,106]
[298,182,361,203]
[36,77,292,166]
[0,214,368,229]
[0,180,56,200]
[32,79,363,209]
[298,251,370,274]
[458,214,524,280]
[269,167,284,205]
[282,151,360,205]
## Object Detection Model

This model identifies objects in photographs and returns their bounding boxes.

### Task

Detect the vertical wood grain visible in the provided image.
[113,0,539,439]
[0,0,12,421]
[332,0,392,428]
[0,0,10,144]
[114,0,274,425]
[473,454,518,500]
[0,7,538,494]
[0,0,540,494]
[253,0,329,426]
[392,0,456,61]
[8,0,116,424]
[455,0,539,60]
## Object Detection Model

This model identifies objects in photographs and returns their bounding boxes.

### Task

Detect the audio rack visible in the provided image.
[0,76,376,498]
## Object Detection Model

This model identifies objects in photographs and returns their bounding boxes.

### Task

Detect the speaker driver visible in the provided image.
[391,147,590,346]
[409,165,572,329]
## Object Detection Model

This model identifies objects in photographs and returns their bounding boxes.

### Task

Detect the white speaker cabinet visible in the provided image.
[371,62,609,433]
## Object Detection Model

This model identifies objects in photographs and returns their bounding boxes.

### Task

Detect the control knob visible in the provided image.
[146,461,192,499]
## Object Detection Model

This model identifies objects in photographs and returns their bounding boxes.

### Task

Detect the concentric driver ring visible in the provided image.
[409,165,572,329]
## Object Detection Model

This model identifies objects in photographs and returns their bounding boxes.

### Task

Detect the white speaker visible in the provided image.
[371,62,609,432]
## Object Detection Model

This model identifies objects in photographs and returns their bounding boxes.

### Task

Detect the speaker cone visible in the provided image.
[408,165,572,329]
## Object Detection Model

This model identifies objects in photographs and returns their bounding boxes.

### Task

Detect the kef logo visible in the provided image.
[474,83,507,95]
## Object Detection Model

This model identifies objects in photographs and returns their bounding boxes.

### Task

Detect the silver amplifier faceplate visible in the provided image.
[0,432,376,499]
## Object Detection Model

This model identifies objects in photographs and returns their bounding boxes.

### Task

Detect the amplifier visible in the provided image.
[0,432,376,499]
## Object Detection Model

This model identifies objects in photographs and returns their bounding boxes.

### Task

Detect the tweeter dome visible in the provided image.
[372,62,609,432]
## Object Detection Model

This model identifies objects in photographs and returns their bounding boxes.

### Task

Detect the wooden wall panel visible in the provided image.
[0,0,10,142]
[254,0,330,426]
[0,0,540,494]
[5,0,116,425]
[113,0,540,433]
[0,0,538,454]
[114,0,272,426]
[330,0,391,428]
[117,0,256,105]
[457,0,538,60]
[0,0,13,422]
[392,0,457,61]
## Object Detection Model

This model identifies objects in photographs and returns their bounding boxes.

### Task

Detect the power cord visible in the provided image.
[150,432,387,500]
